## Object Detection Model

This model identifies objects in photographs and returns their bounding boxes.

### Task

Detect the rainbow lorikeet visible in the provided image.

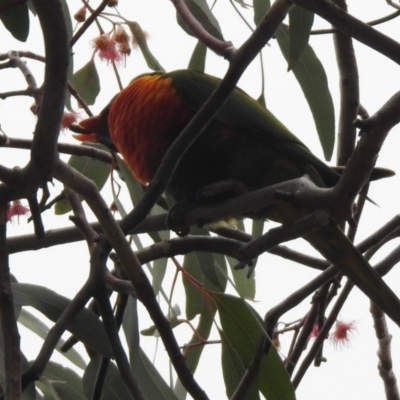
[74,69,400,326]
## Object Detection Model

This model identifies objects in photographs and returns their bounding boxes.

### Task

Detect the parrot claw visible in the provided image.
[167,201,194,237]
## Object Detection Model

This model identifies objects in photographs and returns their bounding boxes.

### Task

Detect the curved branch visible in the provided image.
[0,0,69,202]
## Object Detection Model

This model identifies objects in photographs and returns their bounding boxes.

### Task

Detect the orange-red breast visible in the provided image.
[75,69,400,326]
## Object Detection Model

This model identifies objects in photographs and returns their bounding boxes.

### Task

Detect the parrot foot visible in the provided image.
[196,179,248,201]
[167,201,194,237]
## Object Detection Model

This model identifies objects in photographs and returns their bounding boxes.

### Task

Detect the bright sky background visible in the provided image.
[2,1,400,399]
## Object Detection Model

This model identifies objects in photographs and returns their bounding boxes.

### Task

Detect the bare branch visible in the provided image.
[295,0,400,65]
[70,0,110,47]
[371,301,400,400]
[0,204,21,399]
[332,0,359,167]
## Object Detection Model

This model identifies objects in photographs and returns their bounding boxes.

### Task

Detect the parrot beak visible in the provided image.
[72,132,99,142]
[70,113,117,151]
[71,115,103,143]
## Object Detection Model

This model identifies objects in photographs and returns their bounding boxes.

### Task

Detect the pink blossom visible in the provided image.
[93,33,122,63]
[330,320,357,348]
[60,111,78,131]
[6,200,30,223]
[309,324,319,339]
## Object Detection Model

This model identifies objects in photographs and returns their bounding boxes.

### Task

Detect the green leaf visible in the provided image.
[276,25,335,161]
[288,6,314,70]
[12,283,113,358]
[173,302,214,399]
[188,41,207,72]
[183,252,205,320]
[55,144,110,214]
[140,319,184,336]
[253,0,270,26]
[214,294,296,400]
[83,356,134,400]
[177,0,224,40]
[126,21,165,72]
[18,309,86,370]
[122,298,178,400]
[38,361,86,400]
[220,329,260,400]
[59,0,74,110]
[226,256,256,300]
[152,257,168,295]
[134,348,179,400]
[116,156,144,207]
[71,59,101,106]
[191,226,227,292]
[0,0,29,41]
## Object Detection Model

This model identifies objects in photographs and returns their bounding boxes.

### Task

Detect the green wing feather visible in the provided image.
[169,69,400,326]
[169,69,339,187]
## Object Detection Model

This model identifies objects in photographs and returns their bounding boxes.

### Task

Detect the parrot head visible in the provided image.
[71,103,118,152]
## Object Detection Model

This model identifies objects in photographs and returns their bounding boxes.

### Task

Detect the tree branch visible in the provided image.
[295,0,400,65]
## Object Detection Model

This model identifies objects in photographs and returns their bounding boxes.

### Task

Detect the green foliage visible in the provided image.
[38,362,86,400]
[215,294,296,400]
[12,283,114,358]
[71,59,101,106]
[253,0,270,26]
[177,0,224,40]
[83,356,134,400]
[276,25,335,161]
[122,298,179,400]
[188,40,207,71]
[55,144,110,214]
[288,6,314,70]
[0,0,29,41]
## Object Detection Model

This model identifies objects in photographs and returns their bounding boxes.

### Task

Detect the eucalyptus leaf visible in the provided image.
[183,252,205,320]
[177,0,224,40]
[123,298,178,400]
[276,25,335,161]
[12,283,113,358]
[214,294,296,400]
[0,0,29,41]
[188,40,207,72]
[173,302,215,399]
[60,0,74,109]
[288,6,314,70]
[39,361,86,399]
[253,0,270,26]
[71,59,101,106]
[83,356,134,400]
[18,308,86,370]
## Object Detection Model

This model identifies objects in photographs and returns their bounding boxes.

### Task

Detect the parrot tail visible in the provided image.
[306,225,400,326]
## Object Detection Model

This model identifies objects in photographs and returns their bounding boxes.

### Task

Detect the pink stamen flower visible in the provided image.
[93,33,122,63]
[6,200,30,223]
[60,111,78,131]
[309,324,319,339]
[330,320,357,348]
